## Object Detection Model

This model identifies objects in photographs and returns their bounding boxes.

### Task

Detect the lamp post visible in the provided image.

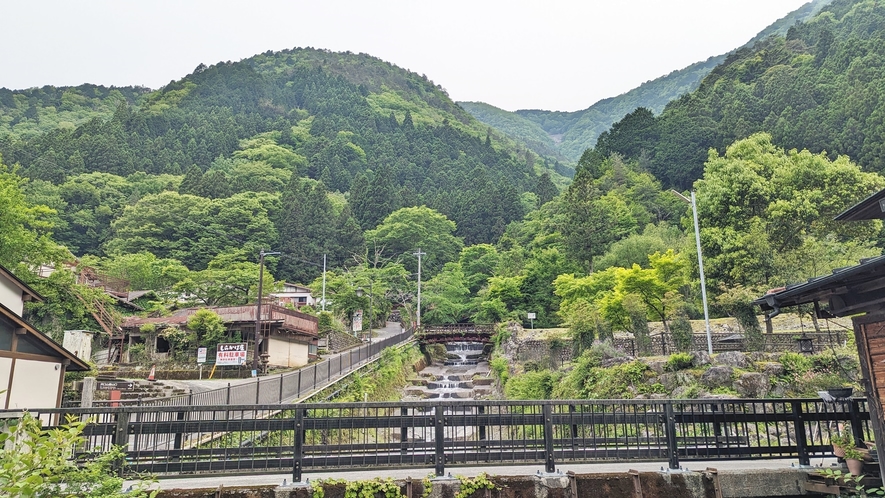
[254,249,280,373]
[413,249,425,329]
[671,190,713,355]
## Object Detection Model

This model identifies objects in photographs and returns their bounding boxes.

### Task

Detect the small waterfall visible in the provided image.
[403,341,491,400]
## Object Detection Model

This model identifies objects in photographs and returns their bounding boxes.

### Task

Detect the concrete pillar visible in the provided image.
[80,376,96,408]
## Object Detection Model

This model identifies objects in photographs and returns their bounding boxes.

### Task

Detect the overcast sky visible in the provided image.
[3,0,811,112]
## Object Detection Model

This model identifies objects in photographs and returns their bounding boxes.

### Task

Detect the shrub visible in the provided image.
[669,313,693,352]
[0,413,157,497]
[504,370,561,399]
[490,356,509,387]
[779,352,812,379]
[665,352,693,372]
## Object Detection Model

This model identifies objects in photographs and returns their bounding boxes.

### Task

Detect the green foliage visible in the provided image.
[454,473,499,498]
[665,353,694,372]
[0,413,157,498]
[695,133,883,290]
[779,352,813,379]
[490,355,510,387]
[816,467,885,496]
[554,358,651,399]
[366,206,463,279]
[504,369,561,400]
[311,477,403,498]
[669,312,693,352]
[186,309,228,352]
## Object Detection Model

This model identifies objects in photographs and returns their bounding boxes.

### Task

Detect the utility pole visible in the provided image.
[321,254,327,312]
[254,249,280,372]
[413,249,426,329]
[671,190,713,355]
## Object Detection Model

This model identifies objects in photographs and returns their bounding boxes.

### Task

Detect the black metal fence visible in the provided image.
[14,397,872,481]
[89,328,414,407]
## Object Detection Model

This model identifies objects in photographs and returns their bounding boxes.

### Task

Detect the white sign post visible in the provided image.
[527,312,536,331]
[352,309,363,334]
[197,347,207,379]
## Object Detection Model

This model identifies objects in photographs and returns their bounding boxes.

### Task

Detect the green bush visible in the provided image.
[779,352,812,379]
[665,352,693,372]
[504,370,561,399]
[0,413,157,497]
[490,356,509,387]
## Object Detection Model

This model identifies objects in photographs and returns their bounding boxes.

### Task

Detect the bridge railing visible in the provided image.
[6,397,871,481]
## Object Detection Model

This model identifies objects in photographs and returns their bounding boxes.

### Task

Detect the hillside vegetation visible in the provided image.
[461,0,833,162]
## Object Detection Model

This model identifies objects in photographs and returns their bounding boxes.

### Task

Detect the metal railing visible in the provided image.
[13,397,872,482]
[89,327,414,407]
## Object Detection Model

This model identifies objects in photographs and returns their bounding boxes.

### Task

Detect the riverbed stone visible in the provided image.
[690,350,711,367]
[658,371,694,391]
[644,360,667,374]
[761,362,785,377]
[701,366,734,388]
[714,351,751,368]
[734,372,770,398]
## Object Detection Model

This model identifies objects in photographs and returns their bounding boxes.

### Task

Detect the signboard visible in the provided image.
[527,313,536,320]
[197,347,207,364]
[352,309,363,333]
[97,380,134,391]
[216,343,248,366]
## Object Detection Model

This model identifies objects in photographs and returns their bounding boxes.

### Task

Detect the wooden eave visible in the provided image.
[0,265,43,302]
[754,255,885,317]
[834,188,885,221]
[0,301,89,371]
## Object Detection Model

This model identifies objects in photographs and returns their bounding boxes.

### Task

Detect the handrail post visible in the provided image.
[113,408,130,475]
[293,407,304,482]
[569,404,578,451]
[664,402,679,470]
[226,383,231,405]
[543,403,556,473]
[478,405,487,449]
[297,369,302,398]
[279,373,284,403]
[256,377,260,404]
[400,406,409,453]
[791,401,810,466]
[434,404,445,476]
[849,399,865,445]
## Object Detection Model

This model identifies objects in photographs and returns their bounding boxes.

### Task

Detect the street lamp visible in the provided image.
[254,249,280,373]
[671,190,713,355]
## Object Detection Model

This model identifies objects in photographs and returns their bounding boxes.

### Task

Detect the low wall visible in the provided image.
[155,468,810,498]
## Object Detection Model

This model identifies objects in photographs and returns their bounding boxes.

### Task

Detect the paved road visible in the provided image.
[159,322,404,394]
[135,458,837,490]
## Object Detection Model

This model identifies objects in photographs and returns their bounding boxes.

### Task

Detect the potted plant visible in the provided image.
[831,432,854,458]
[844,446,867,476]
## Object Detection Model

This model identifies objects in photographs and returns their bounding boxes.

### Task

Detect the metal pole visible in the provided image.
[254,249,281,372]
[414,249,425,329]
[321,254,327,312]
[369,278,373,345]
[690,191,713,355]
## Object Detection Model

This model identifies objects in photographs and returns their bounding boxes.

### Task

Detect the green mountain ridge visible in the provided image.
[592,0,885,189]
[460,0,834,162]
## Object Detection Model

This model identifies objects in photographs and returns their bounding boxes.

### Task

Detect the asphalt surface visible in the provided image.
[158,322,405,394]
[137,458,839,490]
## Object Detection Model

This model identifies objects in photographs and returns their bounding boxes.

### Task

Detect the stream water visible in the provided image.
[404,342,493,400]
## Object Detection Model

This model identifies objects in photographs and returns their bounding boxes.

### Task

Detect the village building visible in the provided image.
[755,187,885,479]
[0,265,89,409]
[122,304,319,368]
[270,283,316,309]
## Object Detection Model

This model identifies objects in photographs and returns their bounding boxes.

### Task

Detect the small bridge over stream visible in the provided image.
[416,323,495,344]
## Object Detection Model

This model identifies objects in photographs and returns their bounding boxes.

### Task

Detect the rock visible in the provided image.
[690,351,711,367]
[762,362,785,377]
[671,385,697,399]
[701,366,735,388]
[714,351,751,369]
[658,372,694,391]
[644,360,667,375]
[769,382,787,398]
[734,372,770,398]
[748,352,770,362]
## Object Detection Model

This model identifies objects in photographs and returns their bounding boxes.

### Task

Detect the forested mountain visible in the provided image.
[0,84,150,139]
[461,0,833,162]
[593,0,885,189]
[0,48,568,283]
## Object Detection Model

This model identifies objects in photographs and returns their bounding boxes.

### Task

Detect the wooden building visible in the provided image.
[756,188,885,478]
[0,265,89,409]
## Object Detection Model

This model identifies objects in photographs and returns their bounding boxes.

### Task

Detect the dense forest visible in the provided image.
[462,0,833,162]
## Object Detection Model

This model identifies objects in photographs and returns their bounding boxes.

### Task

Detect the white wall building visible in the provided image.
[270,283,316,309]
[0,266,89,410]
